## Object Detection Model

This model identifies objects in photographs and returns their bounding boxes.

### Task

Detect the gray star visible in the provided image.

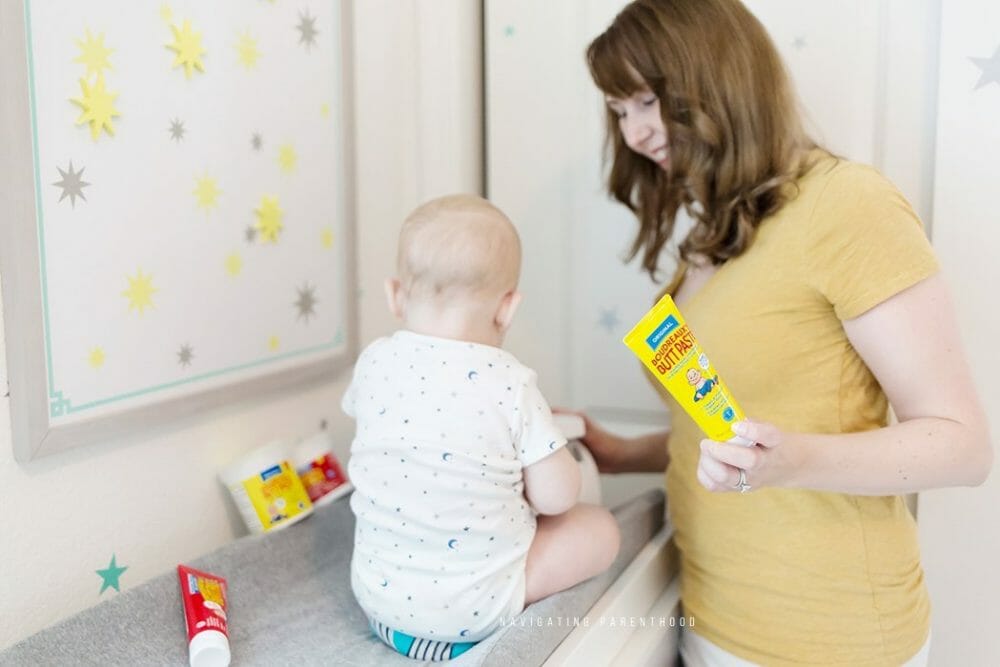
[168,118,185,142]
[793,36,807,50]
[245,225,257,243]
[53,161,90,208]
[177,344,194,367]
[597,308,620,333]
[970,45,1000,91]
[296,10,319,50]
[251,132,262,151]
[294,283,318,322]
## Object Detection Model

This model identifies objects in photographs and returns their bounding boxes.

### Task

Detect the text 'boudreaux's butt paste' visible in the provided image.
[623,293,752,445]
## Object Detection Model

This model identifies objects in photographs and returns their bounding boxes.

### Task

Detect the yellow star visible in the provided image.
[193,173,221,211]
[254,195,284,243]
[122,269,157,315]
[88,347,106,369]
[321,228,334,249]
[278,144,297,172]
[268,335,280,351]
[159,4,173,22]
[71,74,120,141]
[73,29,114,80]
[236,31,260,69]
[167,19,207,79]
[320,103,330,118]
[224,252,243,276]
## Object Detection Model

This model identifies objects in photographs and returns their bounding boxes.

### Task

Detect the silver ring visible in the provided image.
[736,468,751,493]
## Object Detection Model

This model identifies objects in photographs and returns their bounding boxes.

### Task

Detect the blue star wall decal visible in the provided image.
[970,44,1000,90]
[597,308,621,333]
[96,554,128,595]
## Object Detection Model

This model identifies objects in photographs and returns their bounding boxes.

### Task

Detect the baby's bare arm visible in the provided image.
[523,447,581,515]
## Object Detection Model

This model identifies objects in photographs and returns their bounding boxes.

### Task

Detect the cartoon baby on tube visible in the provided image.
[687,368,720,403]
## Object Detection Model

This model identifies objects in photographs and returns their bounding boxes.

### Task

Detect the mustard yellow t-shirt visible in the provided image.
[656,153,938,666]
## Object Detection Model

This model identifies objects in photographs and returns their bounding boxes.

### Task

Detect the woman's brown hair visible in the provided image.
[587,0,820,279]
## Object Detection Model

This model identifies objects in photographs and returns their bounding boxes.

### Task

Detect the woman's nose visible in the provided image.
[622,115,652,149]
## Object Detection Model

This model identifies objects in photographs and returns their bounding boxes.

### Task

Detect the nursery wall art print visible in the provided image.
[0,1,356,462]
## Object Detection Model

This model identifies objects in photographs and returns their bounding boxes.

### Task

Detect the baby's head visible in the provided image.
[385,194,523,345]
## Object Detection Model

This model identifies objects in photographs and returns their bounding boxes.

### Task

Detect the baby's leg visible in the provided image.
[523,503,620,605]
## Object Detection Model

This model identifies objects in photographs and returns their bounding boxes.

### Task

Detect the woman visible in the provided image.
[579,1,992,665]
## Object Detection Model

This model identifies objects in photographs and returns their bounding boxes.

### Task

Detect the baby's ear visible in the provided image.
[384,277,404,319]
[494,290,523,332]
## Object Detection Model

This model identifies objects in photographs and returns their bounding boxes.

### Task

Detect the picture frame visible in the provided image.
[0,0,357,462]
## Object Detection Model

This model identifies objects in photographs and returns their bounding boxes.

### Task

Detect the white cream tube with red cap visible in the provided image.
[178,565,231,667]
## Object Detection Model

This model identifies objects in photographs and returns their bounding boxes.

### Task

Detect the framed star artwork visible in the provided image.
[0,1,356,462]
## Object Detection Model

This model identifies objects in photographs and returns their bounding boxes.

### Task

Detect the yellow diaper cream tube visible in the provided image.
[623,294,753,446]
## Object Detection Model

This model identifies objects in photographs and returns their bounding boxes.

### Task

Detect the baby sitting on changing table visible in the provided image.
[342,194,620,661]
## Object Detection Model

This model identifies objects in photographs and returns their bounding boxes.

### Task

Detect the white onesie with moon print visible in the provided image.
[343,330,567,643]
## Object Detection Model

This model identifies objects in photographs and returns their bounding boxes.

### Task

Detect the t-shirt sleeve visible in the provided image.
[341,343,376,419]
[801,164,939,320]
[513,370,567,467]
[341,372,358,418]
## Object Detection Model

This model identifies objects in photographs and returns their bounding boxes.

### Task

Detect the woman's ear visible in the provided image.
[494,290,523,332]
[384,277,405,319]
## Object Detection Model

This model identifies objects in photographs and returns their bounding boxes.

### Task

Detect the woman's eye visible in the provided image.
[642,97,657,107]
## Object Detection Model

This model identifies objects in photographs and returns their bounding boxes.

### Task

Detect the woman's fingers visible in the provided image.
[732,419,783,448]
[701,438,761,471]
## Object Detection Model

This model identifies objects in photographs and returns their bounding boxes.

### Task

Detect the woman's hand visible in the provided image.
[555,410,626,473]
[553,409,670,474]
[697,420,797,492]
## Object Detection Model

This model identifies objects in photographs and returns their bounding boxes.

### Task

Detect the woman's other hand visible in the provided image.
[554,409,670,474]
[697,419,797,492]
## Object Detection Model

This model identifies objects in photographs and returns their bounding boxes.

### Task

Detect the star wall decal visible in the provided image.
[244,225,257,243]
[193,173,221,211]
[597,308,620,333]
[295,283,318,322]
[970,44,1000,91]
[167,19,207,79]
[53,161,90,208]
[296,10,319,51]
[71,74,120,140]
[88,347,106,369]
[251,132,263,151]
[177,343,194,367]
[96,554,128,594]
[168,117,185,142]
[278,144,297,172]
[236,30,261,69]
[122,268,157,315]
[73,28,114,79]
[254,195,284,242]
[224,252,242,276]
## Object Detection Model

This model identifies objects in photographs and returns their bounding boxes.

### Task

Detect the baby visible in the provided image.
[342,194,620,661]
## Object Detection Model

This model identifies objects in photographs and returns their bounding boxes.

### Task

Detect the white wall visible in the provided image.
[0,0,481,649]
[918,2,1000,663]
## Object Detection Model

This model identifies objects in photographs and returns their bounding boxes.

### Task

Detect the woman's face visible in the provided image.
[605,90,670,170]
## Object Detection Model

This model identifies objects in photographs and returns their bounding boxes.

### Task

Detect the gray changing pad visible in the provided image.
[0,489,665,667]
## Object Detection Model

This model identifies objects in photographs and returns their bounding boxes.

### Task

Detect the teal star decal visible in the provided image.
[96,554,128,594]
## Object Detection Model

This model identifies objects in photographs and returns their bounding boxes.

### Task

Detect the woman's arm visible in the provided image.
[698,273,993,495]
[573,412,670,474]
